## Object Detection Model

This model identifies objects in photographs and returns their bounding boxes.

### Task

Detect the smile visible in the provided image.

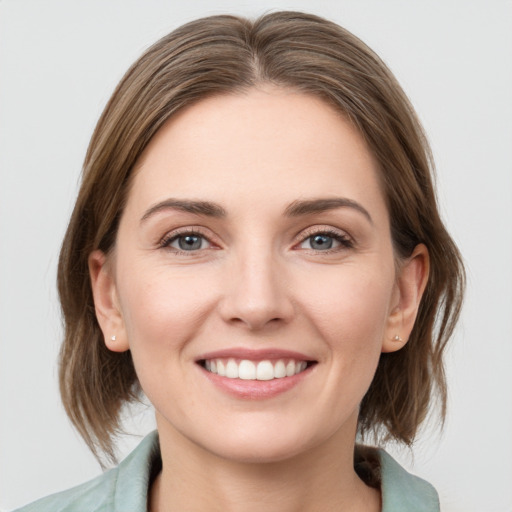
[201,358,311,381]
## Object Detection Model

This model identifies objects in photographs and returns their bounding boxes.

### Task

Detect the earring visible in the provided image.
[111,335,116,341]
[393,335,403,342]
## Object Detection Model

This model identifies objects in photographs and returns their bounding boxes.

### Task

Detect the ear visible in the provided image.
[88,249,129,353]
[382,244,430,353]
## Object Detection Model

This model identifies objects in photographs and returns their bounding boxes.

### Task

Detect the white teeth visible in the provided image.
[239,360,256,380]
[274,360,286,378]
[204,358,310,380]
[226,359,238,379]
[256,360,274,381]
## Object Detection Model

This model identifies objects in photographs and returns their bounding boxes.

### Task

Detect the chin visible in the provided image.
[209,439,308,465]
[191,419,330,465]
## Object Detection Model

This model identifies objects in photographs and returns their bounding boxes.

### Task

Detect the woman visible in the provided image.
[17,11,464,512]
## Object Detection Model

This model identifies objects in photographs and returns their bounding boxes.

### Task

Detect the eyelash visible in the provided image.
[296,228,354,253]
[159,228,214,255]
[159,227,354,255]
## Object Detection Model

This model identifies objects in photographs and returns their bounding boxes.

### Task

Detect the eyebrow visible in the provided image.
[284,198,373,224]
[140,199,227,223]
[140,197,372,224]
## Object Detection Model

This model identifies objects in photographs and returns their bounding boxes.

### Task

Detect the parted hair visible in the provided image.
[58,11,465,464]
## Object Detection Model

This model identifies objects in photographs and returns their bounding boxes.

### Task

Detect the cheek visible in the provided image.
[303,263,395,345]
[116,264,217,354]
[299,262,395,404]
[114,266,217,408]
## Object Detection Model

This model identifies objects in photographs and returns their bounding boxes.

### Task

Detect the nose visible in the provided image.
[218,250,294,331]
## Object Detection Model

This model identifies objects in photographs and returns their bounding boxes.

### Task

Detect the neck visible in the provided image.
[149,420,380,512]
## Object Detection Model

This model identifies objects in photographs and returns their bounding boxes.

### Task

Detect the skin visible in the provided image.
[90,87,428,511]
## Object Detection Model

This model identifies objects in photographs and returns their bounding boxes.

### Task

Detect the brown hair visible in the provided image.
[58,11,465,463]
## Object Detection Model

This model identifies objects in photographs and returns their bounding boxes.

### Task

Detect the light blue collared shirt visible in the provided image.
[15,431,439,511]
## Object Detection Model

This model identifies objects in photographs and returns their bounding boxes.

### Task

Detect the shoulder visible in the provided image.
[14,432,160,512]
[377,449,440,512]
[13,469,118,512]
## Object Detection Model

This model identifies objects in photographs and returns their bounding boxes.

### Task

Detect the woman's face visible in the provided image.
[91,88,422,463]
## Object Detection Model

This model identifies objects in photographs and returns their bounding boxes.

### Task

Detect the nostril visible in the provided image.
[226,314,288,331]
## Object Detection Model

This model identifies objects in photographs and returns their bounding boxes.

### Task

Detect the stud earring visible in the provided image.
[393,335,403,342]
[111,335,116,341]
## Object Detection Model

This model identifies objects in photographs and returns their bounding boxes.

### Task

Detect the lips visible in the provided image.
[196,348,316,384]
[197,351,316,400]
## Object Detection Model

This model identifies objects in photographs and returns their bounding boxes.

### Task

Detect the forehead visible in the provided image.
[127,88,385,218]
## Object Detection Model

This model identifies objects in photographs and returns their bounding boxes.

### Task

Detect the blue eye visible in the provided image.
[299,231,352,251]
[167,233,210,251]
[309,234,335,250]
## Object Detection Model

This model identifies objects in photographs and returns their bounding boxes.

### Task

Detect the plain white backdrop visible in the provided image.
[1,0,511,510]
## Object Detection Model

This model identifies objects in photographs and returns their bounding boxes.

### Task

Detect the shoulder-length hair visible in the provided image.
[58,11,465,463]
